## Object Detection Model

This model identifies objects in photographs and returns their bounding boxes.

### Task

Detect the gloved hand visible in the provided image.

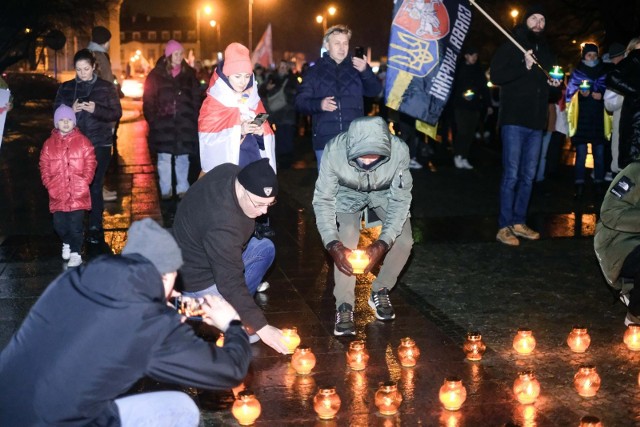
[364,240,389,274]
[326,240,353,276]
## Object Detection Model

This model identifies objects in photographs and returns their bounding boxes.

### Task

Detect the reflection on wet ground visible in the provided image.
[0,103,632,425]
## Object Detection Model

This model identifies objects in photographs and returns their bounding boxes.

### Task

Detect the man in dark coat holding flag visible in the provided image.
[490,5,559,246]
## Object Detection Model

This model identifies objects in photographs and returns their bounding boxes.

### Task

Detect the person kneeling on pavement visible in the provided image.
[595,159,640,325]
[173,158,290,354]
[313,116,414,336]
[0,218,251,426]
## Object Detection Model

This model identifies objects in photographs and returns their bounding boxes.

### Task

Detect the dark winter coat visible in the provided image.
[54,75,122,148]
[295,53,382,150]
[143,57,201,155]
[172,164,267,332]
[452,62,490,112]
[39,128,97,213]
[607,49,640,168]
[490,25,556,130]
[0,254,251,426]
[565,60,608,143]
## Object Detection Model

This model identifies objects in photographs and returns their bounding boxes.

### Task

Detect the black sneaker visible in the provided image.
[368,287,396,320]
[334,302,355,336]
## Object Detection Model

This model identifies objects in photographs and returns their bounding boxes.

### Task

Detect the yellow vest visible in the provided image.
[567,91,612,139]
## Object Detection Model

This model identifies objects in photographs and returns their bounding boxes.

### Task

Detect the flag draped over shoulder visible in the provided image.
[251,24,273,68]
[385,0,472,126]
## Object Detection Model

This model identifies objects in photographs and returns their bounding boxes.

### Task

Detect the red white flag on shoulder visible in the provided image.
[251,23,273,68]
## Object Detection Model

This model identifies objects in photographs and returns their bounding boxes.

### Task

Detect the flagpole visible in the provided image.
[468,0,551,80]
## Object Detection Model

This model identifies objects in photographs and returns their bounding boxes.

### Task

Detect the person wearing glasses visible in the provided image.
[172,159,289,354]
[295,25,381,168]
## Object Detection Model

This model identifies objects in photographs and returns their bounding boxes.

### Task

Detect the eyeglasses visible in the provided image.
[244,188,277,208]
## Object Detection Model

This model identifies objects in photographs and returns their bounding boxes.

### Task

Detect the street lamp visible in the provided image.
[316,15,325,34]
[210,20,221,52]
[316,5,337,35]
[510,9,519,27]
[196,4,212,59]
[248,0,254,52]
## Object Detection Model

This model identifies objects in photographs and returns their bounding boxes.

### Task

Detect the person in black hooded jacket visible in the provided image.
[0,218,251,426]
[143,40,201,200]
[490,5,560,247]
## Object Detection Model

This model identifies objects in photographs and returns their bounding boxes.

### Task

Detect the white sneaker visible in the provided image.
[256,281,270,292]
[67,252,83,267]
[461,158,474,170]
[103,187,117,202]
[454,155,465,169]
[62,243,71,260]
[409,158,423,169]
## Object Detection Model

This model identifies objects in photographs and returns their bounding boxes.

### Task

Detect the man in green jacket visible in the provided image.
[594,160,640,325]
[313,116,413,336]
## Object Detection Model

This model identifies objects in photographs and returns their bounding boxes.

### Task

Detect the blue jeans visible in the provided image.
[573,141,605,184]
[157,153,190,196]
[183,237,275,298]
[115,391,199,427]
[499,125,542,228]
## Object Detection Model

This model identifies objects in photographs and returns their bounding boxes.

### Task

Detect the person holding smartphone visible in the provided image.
[295,25,381,168]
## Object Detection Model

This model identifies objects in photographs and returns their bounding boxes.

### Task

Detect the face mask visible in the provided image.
[582,58,600,67]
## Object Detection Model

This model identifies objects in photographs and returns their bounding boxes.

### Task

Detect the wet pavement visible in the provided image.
[1,101,637,426]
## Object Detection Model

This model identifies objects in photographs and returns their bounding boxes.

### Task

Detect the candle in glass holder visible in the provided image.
[579,80,591,90]
[313,386,341,420]
[513,370,541,404]
[231,390,261,426]
[397,337,420,367]
[216,333,224,347]
[347,250,369,274]
[282,327,301,354]
[549,65,564,80]
[463,89,475,100]
[579,415,603,427]
[346,340,369,371]
[463,331,486,361]
[375,381,403,415]
[291,345,316,375]
[438,377,467,411]
[624,324,640,351]
[513,328,536,355]
[574,365,601,397]
[566,326,590,353]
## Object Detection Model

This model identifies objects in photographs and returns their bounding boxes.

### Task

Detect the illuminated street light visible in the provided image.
[210,20,221,51]
[317,6,338,35]
[510,9,519,27]
[196,4,212,59]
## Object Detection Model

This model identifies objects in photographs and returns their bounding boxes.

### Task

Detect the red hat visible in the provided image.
[164,40,183,57]
[223,43,252,76]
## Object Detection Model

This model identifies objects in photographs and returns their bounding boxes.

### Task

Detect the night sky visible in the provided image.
[122,0,395,62]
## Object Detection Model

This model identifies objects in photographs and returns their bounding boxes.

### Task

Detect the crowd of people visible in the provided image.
[1,9,640,424]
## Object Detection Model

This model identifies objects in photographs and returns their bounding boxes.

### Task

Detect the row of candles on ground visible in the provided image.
[228,323,637,425]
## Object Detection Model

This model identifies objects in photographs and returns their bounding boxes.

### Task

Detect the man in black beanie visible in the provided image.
[0,218,251,426]
[173,159,289,354]
[490,4,560,246]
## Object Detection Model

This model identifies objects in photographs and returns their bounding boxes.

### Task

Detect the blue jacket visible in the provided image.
[296,53,381,150]
[0,254,251,426]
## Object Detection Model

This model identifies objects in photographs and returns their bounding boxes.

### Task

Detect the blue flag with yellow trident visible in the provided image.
[386,0,472,130]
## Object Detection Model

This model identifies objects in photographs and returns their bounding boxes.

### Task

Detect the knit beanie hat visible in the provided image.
[222,43,252,76]
[165,40,183,57]
[522,4,545,22]
[238,158,278,198]
[54,104,76,126]
[122,218,183,275]
[581,43,599,58]
[91,26,112,44]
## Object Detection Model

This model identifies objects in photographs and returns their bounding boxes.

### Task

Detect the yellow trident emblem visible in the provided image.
[389,31,435,77]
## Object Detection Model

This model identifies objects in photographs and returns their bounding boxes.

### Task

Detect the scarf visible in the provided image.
[198,66,275,173]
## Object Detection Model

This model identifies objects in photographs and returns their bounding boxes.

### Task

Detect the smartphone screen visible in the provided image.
[172,296,204,321]
[252,113,269,126]
[354,46,365,59]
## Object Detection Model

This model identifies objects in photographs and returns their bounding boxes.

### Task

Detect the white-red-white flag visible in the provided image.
[251,24,273,68]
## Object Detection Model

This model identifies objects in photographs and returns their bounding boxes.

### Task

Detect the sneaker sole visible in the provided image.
[367,298,396,321]
[334,327,356,336]
[511,232,540,240]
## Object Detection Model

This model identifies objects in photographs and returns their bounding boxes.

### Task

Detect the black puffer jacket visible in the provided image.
[295,53,381,150]
[143,57,201,155]
[54,75,122,147]
[607,49,640,168]
[490,25,556,130]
